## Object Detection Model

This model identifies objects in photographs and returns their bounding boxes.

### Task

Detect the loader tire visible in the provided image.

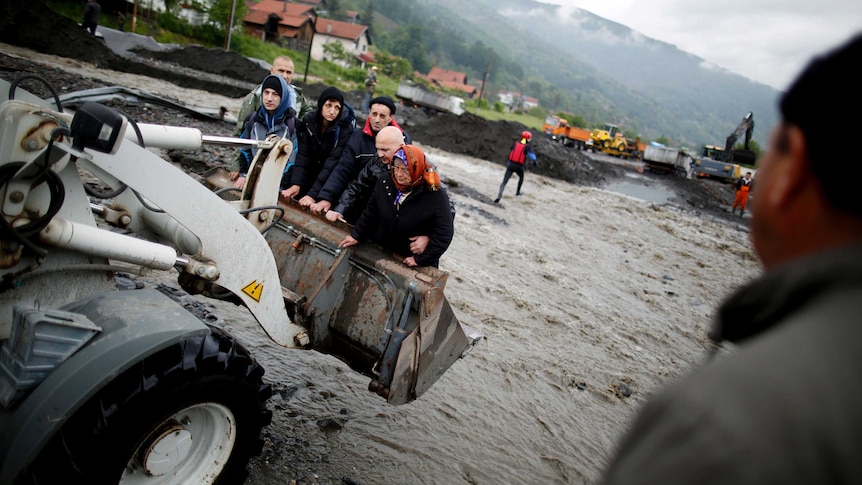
[18,325,272,485]
[602,140,610,148]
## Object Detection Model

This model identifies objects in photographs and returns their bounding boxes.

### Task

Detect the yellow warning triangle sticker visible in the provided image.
[241,280,263,302]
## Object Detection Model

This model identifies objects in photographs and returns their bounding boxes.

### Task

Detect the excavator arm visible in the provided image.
[723,112,755,160]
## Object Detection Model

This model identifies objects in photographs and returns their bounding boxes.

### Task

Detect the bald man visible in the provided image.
[233,56,311,137]
[326,125,406,224]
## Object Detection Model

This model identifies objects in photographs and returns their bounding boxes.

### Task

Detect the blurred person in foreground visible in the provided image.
[602,33,862,485]
[339,144,453,268]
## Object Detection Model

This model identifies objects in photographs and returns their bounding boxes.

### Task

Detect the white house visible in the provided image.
[310,18,372,68]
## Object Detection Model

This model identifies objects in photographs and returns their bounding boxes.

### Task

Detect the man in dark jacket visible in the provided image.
[281,87,354,199]
[81,0,100,36]
[603,33,862,485]
[325,125,405,224]
[300,96,408,215]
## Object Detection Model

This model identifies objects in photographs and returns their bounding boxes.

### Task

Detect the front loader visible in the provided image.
[0,77,480,484]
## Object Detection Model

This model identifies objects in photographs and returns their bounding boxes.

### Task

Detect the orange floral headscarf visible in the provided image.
[391,144,441,192]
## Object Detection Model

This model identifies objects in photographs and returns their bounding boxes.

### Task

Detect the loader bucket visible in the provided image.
[204,169,481,405]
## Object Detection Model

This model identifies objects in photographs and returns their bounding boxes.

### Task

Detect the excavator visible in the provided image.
[0,75,481,483]
[693,112,755,181]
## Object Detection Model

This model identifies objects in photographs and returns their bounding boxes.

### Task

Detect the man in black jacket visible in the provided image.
[81,0,100,36]
[325,125,405,224]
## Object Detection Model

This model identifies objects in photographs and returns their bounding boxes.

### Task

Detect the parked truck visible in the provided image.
[0,76,480,483]
[541,116,592,149]
[643,144,693,177]
[396,83,466,115]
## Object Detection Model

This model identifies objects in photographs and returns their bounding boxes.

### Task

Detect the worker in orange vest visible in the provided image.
[494,130,537,203]
[731,171,754,216]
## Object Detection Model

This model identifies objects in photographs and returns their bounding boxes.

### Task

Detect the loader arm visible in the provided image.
[83,137,309,347]
[0,99,307,347]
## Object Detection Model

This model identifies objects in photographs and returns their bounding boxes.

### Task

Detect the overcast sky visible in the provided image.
[550,0,862,91]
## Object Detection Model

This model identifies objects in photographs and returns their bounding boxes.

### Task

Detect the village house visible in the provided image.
[413,67,478,98]
[498,90,540,111]
[242,1,372,67]
[310,18,373,67]
[241,0,317,50]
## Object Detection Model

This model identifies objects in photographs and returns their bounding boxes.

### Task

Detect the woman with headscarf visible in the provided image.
[339,144,454,268]
[232,74,297,190]
[281,87,355,200]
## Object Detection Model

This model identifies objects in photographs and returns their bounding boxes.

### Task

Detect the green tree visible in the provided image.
[570,114,588,128]
[207,0,247,30]
[327,0,341,18]
[527,106,546,119]
[735,140,761,154]
[655,136,671,146]
[362,1,375,38]
[322,41,349,64]
[373,52,412,79]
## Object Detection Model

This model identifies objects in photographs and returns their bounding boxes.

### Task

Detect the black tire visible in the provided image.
[602,139,610,148]
[18,326,272,485]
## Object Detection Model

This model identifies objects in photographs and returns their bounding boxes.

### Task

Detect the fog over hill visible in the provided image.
[416,0,779,149]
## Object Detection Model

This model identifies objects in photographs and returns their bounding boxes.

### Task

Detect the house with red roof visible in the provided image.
[415,67,478,98]
[242,1,317,47]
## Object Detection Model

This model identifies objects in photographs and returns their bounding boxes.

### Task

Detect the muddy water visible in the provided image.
[175,147,761,484]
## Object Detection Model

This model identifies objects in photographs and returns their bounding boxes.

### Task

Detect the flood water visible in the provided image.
[603,180,675,205]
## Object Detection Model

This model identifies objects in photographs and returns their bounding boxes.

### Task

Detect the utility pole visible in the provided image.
[303,16,316,83]
[224,0,237,50]
[478,63,490,107]
[131,0,137,33]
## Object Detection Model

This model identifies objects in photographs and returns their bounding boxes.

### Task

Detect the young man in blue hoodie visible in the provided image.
[230,74,297,190]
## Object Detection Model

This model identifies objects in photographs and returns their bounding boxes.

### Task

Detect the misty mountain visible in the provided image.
[411,0,778,149]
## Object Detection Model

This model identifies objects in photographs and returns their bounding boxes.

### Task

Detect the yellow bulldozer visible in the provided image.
[591,123,628,152]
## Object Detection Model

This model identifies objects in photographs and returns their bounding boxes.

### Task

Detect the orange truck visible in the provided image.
[542,116,593,150]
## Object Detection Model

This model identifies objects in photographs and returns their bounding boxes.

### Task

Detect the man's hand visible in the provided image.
[403,256,418,267]
[298,195,315,208]
[281,185,301,200]
[309,200,331,215]
[232,176,246,190]
[339,235,359,249]
[409,235,429,255]
[229,171,240,181]
[326,210,345,223]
